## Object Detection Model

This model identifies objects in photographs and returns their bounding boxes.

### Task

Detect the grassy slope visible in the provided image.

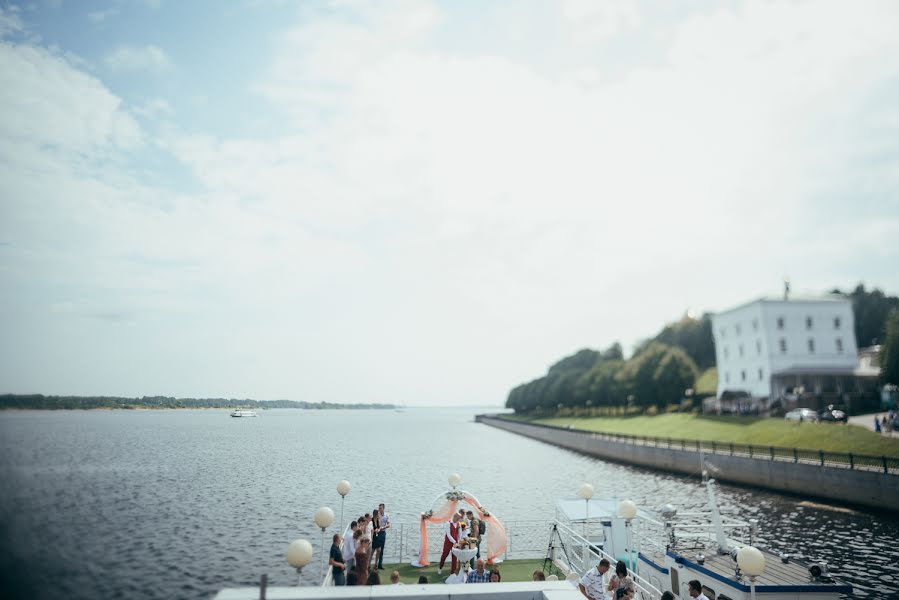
[382,558,547,584]
[520,413,899,456]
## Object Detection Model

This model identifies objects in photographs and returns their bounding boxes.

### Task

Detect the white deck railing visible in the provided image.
[322,518,658,597]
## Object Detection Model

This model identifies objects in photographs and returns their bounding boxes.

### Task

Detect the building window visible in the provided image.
[836,338,843,353]
[779,339,787,353]
[834,316,841,330]
[752,319,758,331]
[735,323,742,335]
[808,338,815,353]
[806,316,813,330]
[741,370,747,382]
[758,368,763,381]
[756,340,762,355]
[777,317,785,330]
[725,372,730,384]
[738,344,744,358]
[720,328,726,338]
[723,346,729,360]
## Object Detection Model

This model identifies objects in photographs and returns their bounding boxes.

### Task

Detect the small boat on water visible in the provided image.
[230,409,257,417]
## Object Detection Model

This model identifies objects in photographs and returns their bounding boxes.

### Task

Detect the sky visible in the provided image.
[1,0,898,406]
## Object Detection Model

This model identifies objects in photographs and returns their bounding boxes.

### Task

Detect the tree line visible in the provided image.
[0,394,397,411]
[507,283,899,414]
[506,342,699,414]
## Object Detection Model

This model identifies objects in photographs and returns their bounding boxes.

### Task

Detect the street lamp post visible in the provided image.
[314,506,335,582]
[336,480,351,532]
[618,500,637,573]
[578,483,594,563]
[286,538,313,585]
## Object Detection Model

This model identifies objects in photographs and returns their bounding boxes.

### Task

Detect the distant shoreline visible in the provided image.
[0,394,397,411]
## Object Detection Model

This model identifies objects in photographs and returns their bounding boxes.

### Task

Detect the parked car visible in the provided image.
[785,408,819,422]
[819,405,848,423]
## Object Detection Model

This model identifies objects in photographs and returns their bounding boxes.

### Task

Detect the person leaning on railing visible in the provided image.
[578,558,611,600]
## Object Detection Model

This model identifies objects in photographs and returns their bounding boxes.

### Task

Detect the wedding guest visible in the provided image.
[390,570,403,585]
[418,575,429,584]
[661,593,675,600]
[466,510,480,567]
[489,569,501,582]
[688,579,710,600]
[371,506,384,570]
[346,572,357,586]
[368,571,381,586]
[364,513,374,540]
[579,558,611,600]
[467,559,490,583]
[377,503,391,570]
[532,570,546,581]
[329,534,346,586]
[353,537,371,585]
[343,521,358,572]
[608,561,634,596]
[438,513,462,575]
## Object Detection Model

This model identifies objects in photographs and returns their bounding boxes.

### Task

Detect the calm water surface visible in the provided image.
[1,408,897,599]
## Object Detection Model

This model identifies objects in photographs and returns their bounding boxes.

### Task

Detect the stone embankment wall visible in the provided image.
[477,415,899,511]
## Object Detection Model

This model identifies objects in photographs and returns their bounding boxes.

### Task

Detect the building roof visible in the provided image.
[712,294,849,317]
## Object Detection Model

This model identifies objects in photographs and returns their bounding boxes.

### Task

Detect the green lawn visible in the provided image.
[512,413,899,457]
[381,559,550,585]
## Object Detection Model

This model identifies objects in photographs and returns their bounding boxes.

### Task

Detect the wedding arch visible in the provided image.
[411,475,508,567]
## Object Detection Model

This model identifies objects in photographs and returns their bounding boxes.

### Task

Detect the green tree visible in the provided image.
[881,309,899,385]
[832,284,899,347]
[618,342,698,410]
[634,314,715,370]
[548,348,600,375]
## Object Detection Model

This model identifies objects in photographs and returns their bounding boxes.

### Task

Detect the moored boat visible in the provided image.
[230,409,258,417]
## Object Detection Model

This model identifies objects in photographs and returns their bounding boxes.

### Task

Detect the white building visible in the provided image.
[711,296,859,401]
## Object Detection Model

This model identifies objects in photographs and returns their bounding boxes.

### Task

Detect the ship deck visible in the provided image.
[645,548,852,594]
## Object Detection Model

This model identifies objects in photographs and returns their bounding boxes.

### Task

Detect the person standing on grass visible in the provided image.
[438,513,462,574]
[377,503,391,570]
[343,521,358,572]
[466,510,481,568]
[329,534,346,586]
[371,507,384,570]
[353,537,371,585]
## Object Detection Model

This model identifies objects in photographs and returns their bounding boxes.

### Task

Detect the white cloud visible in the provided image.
[561,0,640,44]
[104,44,171,73]
[1,0,898,404]
[0,41,142,156]
[0,5,24,37]
[88,8,119,24]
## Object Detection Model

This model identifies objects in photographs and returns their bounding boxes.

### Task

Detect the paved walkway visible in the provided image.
[850,411,896,436]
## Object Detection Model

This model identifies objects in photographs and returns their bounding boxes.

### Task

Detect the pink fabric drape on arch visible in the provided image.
[462,492,508,563]
[416,499,458,567]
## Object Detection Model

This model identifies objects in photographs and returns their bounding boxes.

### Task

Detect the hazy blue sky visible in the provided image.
[1,0,897,406]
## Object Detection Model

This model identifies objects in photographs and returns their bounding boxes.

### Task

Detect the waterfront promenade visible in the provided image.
[477,414,899,510]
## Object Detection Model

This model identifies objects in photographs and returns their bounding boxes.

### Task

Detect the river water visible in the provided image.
[0,408,896,599]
